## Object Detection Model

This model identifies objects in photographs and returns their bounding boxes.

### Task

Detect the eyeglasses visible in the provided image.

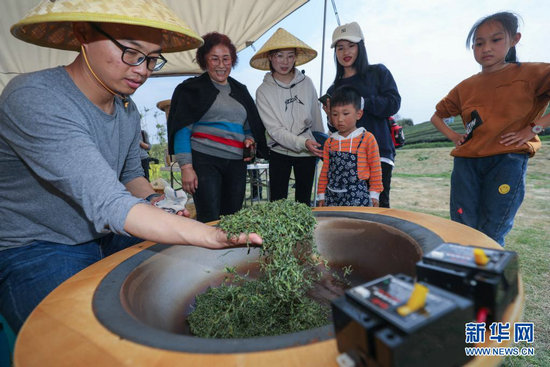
[91,23,167,72]
[207,56,232,66]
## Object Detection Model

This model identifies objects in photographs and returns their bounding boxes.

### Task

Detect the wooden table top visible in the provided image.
[14,207,523,367]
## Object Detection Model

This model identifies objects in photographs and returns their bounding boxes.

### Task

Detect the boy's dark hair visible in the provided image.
[466,12,521,63]
[330,85,362,111]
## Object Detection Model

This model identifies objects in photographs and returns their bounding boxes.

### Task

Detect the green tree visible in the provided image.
[139,106,150,129]
[150,114,168,163]
[155,118,167,144]
[140,106,168,164]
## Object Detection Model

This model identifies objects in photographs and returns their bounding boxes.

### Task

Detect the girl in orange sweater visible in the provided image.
[317,86,383,207]
[430,12,550,245]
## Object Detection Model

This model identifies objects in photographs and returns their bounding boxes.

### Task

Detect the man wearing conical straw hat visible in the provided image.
[0,0,261,333]
[251,28,324,205]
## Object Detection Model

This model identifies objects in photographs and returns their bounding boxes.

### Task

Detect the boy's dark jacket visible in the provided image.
[327,64,401,161]
[167,72,269,159]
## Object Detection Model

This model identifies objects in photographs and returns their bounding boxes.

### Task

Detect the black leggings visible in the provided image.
[379,162,393,208]
[268,151,317,205]
[192,150,246,223]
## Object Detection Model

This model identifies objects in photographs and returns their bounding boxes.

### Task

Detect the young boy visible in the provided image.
[317,86,383,207]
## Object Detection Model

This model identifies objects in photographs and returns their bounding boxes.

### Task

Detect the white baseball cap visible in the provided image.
[331,21,364,48]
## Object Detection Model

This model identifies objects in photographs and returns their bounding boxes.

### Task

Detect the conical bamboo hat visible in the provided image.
[250,28,317,70]
[11,0,203,53]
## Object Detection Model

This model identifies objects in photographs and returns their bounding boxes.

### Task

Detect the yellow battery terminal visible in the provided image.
[473,248,490,266]
[397,283,429,317]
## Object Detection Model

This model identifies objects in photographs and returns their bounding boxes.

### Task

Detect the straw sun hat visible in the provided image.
[250,28,317,71]
[10,0,203,53]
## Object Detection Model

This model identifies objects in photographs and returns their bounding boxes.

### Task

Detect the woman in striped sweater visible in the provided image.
[167,33,267,223]
[317,86,383,207]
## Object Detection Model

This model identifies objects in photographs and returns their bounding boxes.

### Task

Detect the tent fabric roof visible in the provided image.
[1,0,308,91]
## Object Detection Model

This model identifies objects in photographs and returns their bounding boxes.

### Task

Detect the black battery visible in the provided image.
[416,243,518,322]
[331,274,473,367]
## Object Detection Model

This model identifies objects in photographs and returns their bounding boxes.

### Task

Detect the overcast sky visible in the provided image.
[132,0,550,141]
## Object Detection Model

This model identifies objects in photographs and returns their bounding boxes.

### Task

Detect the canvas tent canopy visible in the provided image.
[0,0,308,92]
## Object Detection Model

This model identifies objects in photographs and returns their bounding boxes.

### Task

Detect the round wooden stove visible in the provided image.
[14,208,523,367]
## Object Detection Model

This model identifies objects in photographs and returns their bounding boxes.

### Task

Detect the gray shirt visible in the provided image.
[0,67,144,250]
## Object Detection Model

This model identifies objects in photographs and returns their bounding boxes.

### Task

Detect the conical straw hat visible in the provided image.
[11,0,203,53]
[250,28,317,71]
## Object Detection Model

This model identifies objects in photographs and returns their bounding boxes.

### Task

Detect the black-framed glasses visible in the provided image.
[91,23,167,72]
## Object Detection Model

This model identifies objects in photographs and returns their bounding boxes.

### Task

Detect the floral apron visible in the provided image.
[326,132,371,207]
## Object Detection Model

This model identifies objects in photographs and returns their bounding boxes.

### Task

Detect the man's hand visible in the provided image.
[372,198,379,207]
[213,228,263,249]
[125,204,261,249]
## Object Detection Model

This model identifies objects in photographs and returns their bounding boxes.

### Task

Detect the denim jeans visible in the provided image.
[192,150,246,223]
[269,150,317,205]
[0,234,142,333]
[450,153,528,246]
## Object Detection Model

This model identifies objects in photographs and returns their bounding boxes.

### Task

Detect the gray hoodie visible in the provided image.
[256,69,324,157]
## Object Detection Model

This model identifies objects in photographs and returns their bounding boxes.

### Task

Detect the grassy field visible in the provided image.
[392,143,550,367]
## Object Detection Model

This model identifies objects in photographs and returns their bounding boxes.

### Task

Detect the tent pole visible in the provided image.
[313,0,329,208]
[319,0,328,96]
[331,0,341,26]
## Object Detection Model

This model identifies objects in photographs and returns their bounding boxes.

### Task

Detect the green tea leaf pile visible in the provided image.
[187,200,330,338]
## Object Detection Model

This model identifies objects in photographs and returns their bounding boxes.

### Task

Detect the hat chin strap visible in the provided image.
[80,45,129,108]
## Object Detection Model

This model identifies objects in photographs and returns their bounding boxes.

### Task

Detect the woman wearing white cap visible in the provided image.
[324,22,401,208]
[251,28,324,205]
[0,0,261,333]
